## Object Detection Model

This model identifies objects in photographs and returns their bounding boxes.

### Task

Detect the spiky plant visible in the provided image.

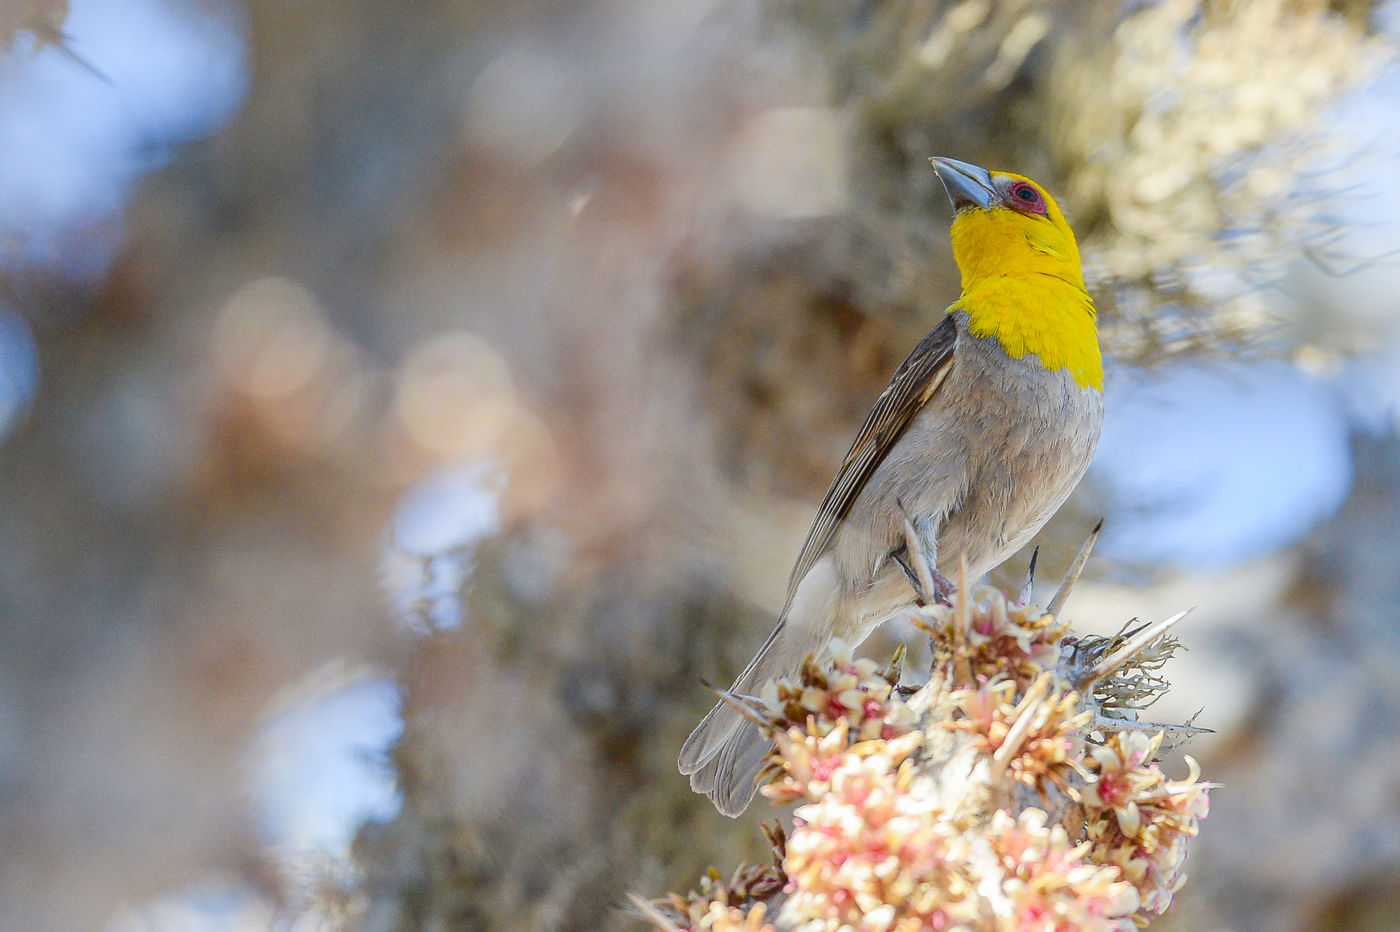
[641,530,1212,931]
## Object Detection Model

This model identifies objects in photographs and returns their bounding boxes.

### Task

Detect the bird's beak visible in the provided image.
[929,157,996,211]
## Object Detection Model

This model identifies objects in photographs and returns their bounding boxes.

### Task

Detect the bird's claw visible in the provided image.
[894,550,956,606]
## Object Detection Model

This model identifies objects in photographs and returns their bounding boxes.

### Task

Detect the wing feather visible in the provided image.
[781,313,958,611]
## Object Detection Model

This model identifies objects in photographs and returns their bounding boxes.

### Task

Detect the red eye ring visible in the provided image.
[1007,181,1047,215]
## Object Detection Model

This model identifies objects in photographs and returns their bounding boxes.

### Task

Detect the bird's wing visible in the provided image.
[781,313,958,612]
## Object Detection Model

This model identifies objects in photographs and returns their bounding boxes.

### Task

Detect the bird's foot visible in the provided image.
[895,499,953,606]
[894,551,956,606]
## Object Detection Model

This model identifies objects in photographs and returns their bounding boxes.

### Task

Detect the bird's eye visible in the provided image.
[1007,181,1046,214]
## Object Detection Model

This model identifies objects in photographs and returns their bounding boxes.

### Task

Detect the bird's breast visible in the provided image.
[833,318,1103,596]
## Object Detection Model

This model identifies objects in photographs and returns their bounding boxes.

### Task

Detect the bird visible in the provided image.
[678,157,1104,817]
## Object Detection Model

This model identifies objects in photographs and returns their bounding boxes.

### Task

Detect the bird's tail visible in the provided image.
[677,617,830,817]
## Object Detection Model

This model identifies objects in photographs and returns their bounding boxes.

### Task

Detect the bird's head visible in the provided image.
[929,157,1086,294]
[928,157,1100,390]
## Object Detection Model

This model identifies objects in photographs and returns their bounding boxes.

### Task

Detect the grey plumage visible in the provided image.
[677,310,1104,816]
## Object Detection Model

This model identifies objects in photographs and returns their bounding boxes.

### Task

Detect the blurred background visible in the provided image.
[3,0,1400,929]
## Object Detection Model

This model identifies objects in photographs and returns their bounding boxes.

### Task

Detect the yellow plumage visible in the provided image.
[949,172,1103,391]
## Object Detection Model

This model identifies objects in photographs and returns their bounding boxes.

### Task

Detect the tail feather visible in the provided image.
[678,618,829,817]
[688,724,773,816]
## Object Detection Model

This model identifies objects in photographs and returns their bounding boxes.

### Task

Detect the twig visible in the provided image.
[1077,609,1193,690]
[1047,520,1102,618]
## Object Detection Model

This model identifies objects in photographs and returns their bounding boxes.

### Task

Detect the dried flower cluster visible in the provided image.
[641,824,788,932]
[1083,732,1211,917]
[646,570,1212,931]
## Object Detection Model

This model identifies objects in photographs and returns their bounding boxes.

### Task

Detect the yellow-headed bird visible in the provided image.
[679,157,1104,816]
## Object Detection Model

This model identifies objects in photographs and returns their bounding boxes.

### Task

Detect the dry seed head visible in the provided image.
[650,576,1211,930]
